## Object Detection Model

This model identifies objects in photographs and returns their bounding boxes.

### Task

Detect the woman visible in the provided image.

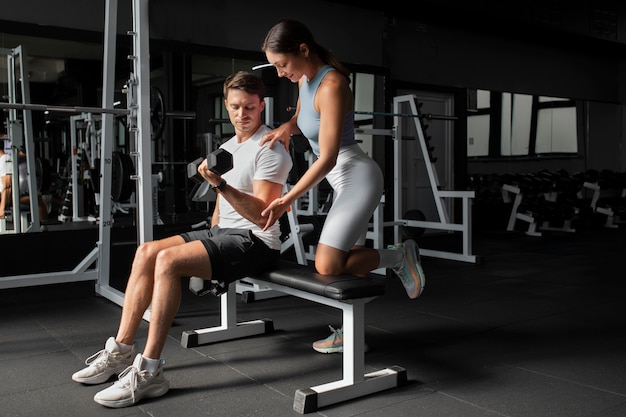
[260,19,427,353]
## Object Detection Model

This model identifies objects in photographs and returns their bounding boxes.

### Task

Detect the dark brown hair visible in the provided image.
[223,71,266,100]
[262,19,351,80]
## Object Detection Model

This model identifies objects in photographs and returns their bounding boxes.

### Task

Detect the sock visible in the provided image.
[106,337,133,354]
[116,341,133,354]
[140,356,161,374]
[377,248,403,269]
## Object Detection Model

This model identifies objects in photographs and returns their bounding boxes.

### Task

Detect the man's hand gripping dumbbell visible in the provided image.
[188,148,233,191]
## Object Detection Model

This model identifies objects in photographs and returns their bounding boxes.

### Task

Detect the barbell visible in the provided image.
[0,86,196,141]
[284,106,458,121]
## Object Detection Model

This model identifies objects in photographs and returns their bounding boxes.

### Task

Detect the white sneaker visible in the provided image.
[72,337,135,385]
[94,353,170,408]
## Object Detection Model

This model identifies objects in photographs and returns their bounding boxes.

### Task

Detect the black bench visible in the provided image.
[182,260,408,414]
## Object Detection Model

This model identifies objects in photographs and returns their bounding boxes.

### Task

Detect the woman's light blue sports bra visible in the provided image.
[297,65,357,156]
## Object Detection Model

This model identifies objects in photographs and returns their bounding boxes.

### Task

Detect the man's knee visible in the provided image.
[135,241,159,263]
[154,249,178,272]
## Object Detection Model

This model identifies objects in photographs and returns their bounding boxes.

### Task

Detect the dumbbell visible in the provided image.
[187,148,233,184]
[189,276,228,297]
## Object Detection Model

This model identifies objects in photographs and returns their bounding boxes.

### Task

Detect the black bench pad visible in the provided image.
[254,260,386,300]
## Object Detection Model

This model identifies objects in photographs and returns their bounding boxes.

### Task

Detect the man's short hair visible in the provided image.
[223,71,266,101]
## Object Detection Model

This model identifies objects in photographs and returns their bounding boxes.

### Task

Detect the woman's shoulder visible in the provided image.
[317,69,351,104]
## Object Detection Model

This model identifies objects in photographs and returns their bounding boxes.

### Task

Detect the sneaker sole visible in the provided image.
[72,372,117,385]
[403,239,426,299]
[72,363,131,385]
[313,345,343,354]
[414,262,426,298]
[94,380,170,408]
[312,344,369,354]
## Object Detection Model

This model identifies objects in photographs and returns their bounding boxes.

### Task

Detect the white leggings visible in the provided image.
[319,144,384,252]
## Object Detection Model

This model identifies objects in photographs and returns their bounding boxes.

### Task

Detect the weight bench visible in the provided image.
[182,260,407,414]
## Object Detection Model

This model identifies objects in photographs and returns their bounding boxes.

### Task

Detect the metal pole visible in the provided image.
[0,102,130,115]
[95,0,121,305]
[17,45,40,231]
[6,51,21,232]
[132,0,154,244]
[354,110,458,121]
[69,114,80,220]
[421,114,458,121]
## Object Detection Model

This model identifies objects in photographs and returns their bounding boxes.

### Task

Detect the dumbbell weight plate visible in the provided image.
[207,148,233,174]
[186,149,233,184]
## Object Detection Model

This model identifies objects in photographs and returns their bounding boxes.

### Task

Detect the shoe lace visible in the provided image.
[327,325,342,342]
[389,244,405,270]
[114,364,147,404]
[84,349,111,369]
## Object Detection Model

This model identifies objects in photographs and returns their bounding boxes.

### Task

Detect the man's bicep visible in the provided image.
[253,179,284,206]
[256,145,294,184]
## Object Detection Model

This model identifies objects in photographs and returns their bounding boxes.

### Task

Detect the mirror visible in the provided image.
[0,33,265,234]
[1,34,106,234]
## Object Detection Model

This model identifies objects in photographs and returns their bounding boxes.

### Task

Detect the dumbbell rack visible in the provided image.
[580,180,625,228]
[501,170,588,236]
[501,183,577,236]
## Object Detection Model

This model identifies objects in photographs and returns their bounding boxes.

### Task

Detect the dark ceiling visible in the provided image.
[327,0,624,48]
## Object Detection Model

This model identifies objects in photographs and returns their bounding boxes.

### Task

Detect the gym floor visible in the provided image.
[1,225,625,417]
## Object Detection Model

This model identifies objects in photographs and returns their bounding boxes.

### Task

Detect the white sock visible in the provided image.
[106,337,133,354]
[116,341,133,354]
[377,248,403,269]
[140,355,161,374]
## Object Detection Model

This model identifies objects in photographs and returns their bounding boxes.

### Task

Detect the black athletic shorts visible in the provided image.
[180,225,280,285]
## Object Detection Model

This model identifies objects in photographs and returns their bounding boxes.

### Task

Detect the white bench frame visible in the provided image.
[181,277,407,414]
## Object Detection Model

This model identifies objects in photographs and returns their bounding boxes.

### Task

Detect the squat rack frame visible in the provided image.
[392,95,476,263]
[0,0,154,313]
[95,0,153,309]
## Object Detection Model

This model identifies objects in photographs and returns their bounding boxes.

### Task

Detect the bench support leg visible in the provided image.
[181,282,273,348]
[293,300,407,414]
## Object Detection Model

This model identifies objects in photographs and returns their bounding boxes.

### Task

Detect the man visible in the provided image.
[0,141,12,220]
[71,71,293,408]
[0,144,49,223]
[16,148,50,222]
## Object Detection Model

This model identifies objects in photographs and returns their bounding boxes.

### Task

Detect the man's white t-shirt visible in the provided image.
[0,153,12,192]
[217,125,293,250]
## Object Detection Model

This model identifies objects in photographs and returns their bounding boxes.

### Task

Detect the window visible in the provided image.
[467,90,578,158]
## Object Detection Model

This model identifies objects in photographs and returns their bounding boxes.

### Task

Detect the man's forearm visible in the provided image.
[217,185,269,229]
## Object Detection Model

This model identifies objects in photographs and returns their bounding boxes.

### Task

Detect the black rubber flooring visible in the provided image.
[1,224,625,417]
